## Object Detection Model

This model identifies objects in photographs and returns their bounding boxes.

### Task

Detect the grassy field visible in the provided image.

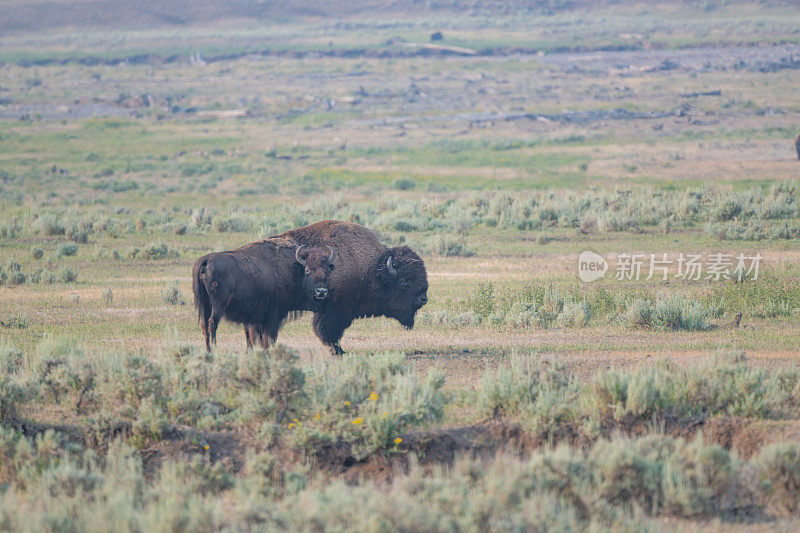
[1,0,800,530]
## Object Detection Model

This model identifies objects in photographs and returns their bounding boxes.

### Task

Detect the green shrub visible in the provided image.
[504,300,540,327]
[141,242,178,260]
[392,220,417,232]
[589,435,739,517]
[557,301,591,327]
[624,296,710,331]
[31,269,56,284]
[751,443,800,515]
[393,178,415,190]
[0,376,27,423]
[479,357,576,433]
[652,295,710,331]
[468,283,495,318]
[294,352,445,458]
[428,234,475,257]
[0,341,23,373]
[58,267,78,283]
[579,351,778,421]
[30,246,44,260]
[162,282,185,305]
[66,224,89,243]
[130,396,170,448]
[212,216,251,233]
[56,242,79,257]
[0,218,22,239]
[8,269,26,286]
[624,298,652,328]
[34,214,65,236]
[712,200,743,222]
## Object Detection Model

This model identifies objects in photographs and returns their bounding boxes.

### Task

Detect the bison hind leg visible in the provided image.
[244,324,257,349]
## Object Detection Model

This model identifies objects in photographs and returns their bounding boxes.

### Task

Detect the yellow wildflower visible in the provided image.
[203,444,210,450]
[288,422,296,429]
[314,413,321,420]
[394,438,402,445]
[368,392,379,401]
[381,411,388,418]
[344,400,351,407]
[292,418,299,423]
[352,417,363,425]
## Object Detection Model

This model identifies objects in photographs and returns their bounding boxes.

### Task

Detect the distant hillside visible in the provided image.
[2,0,793,35]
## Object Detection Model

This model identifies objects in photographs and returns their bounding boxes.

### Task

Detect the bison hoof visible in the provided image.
[330,344,345,356]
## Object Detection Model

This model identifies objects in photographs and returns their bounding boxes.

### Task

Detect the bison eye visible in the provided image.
[328,264,335,271]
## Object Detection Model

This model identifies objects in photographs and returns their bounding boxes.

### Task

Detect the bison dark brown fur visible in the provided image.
[795,133,800,161]
[274,220,429,354]
[192,239,334,351]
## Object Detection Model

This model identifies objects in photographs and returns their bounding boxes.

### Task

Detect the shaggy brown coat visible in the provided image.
[275,220,429,354]
[192,239,333,351]
[795,133,800,160]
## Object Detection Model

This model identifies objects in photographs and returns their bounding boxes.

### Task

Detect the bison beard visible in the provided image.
[275,220,429,355]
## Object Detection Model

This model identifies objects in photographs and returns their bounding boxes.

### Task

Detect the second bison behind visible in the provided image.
[193,220,429,354]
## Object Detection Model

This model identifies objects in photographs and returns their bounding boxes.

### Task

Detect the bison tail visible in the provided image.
[192,257,211,325]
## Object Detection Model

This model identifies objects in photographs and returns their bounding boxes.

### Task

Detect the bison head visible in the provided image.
[377,246,428,329]
[295,245,336,300]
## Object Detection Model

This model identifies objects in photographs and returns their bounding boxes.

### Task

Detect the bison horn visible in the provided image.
[327,246,336,263]
[386,255,397,275]
[295,245,307,265]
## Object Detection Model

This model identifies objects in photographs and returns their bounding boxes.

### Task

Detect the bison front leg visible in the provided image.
[312,311,350,356]
[244,323,270,350]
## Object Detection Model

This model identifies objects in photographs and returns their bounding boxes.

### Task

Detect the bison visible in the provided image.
[274,220,429,355]
[192,239,335,351]
[795,133,800,160]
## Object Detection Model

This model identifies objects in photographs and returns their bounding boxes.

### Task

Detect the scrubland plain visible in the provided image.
[1,0,800,529]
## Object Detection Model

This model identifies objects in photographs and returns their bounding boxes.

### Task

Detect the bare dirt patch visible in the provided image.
[302,415,800,483]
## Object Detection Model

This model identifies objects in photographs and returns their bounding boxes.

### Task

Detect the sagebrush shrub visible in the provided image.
[162,283,185,305]
[142,242,178,260]
[58,267,78,283]
[557,301,591,328]
[624,296,710,331]
[293,352,445,458]
[34,214,65,236]
[428,234,475,257]
[56,242,78,257]
[751,443,800,515]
